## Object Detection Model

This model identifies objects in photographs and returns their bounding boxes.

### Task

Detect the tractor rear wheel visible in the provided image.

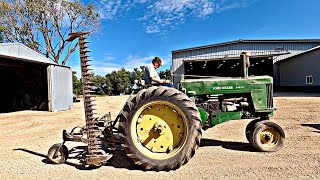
[250,121,285,152]
[119,86,202,171]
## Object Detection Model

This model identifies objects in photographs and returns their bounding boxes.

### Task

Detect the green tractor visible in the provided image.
[47,33,285,171]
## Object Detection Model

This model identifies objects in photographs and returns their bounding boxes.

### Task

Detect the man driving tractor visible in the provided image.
[144,56,172,87]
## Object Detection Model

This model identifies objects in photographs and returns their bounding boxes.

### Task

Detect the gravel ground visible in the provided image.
[0,94,319,180]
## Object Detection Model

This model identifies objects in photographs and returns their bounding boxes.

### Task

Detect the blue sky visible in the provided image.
[67,0,320,77]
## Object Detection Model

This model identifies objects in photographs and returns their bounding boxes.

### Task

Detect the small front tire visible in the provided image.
[245,119,264,143]
[250,121,285,152]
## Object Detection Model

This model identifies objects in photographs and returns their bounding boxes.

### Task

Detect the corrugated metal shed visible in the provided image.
[277,46,320,91]
[172,39,320,88]
[48,66,73,112]
[0,43,73,113]
[0,43,56,65]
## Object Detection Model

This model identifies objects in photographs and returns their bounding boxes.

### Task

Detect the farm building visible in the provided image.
[172,39,320,92]
[0,43,73,113]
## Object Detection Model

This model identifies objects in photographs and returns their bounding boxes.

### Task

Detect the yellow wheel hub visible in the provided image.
[131,101,187,160]
[259,128,280,147]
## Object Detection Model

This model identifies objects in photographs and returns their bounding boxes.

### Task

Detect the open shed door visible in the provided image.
[47,65,73,112]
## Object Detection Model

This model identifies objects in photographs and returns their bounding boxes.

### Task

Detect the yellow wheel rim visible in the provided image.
[130,101,188,160]
[259,128,281,148]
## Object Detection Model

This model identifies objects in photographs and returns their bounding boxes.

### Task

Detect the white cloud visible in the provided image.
[93,0,122,20]
[91,0,257,34]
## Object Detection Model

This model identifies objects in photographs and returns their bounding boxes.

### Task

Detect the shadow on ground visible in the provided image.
[301,124,320,133]
[13,146,138,171]
[200,138,256,152]
[13,139,259,170]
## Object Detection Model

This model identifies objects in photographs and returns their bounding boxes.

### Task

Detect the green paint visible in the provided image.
[198,107,208,125]
[181,75,275,127]
[210,112,242,126]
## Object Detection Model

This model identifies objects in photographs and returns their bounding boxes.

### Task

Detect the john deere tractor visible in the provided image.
[47,33,285,171]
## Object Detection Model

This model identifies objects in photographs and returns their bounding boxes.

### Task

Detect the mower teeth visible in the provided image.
[82,71,93,75]
[82,68,93,72]
[80,41,90,45]
[82,50,91,53]
[87,125,99,129]
[84,103,96,107]
[86,112,97,117]
[83,90,95,94]
[80,55,89,58]
[84,102,96,105]
[85,104,97,107]
[79,36,88,41]
[77,33,110,166]
[83,86,94,90]
[81,64,92,67]
[84,81,95,84]
[81,45,90,49]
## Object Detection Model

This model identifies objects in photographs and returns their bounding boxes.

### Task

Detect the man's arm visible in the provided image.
[150,77,170,84]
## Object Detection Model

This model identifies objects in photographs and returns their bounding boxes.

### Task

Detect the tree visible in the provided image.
[0,0,100,65]
[72,72,82,95]
[159,69,172,80]
[130,66,145,82]
[0,25,4,43]
[105,68,132,95]
[90,74,107,95]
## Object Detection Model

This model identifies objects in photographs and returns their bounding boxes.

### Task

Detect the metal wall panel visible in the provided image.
[172,41,320,87]
[47,65,73,112]
[278,48,320,86]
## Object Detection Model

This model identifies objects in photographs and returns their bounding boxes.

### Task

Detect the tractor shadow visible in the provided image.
[301,124,320,133]
[200,138,256,152]
[13,146,139,171]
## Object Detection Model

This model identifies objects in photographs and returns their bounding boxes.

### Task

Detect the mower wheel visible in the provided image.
[47,143,68,164]
[250,121,285,152]
[119,86,202,171]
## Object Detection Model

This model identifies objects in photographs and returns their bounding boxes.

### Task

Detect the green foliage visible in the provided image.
[72,73,82,95]
[105,68,132,95]
[159,69,172,80]
[0,25,4,43]
[90,74,106,95]
[130,66,145,82]
[0,0,100,65]
[73,67,171,96]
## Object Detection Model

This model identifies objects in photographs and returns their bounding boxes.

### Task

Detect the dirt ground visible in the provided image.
[0,93,319,180]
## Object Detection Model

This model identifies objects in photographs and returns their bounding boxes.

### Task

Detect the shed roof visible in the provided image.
[172,39,320,53]
[278,45,320,63]
[0,43,57,65]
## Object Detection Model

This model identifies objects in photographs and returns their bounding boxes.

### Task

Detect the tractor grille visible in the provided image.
[266,84,273,108]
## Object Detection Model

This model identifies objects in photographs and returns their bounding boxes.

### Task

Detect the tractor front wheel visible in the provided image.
[245,119,263,143]
[250,121,285,152]
[119,86,202,171]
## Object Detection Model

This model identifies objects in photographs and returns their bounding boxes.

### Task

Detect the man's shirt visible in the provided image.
[144,63,160,84]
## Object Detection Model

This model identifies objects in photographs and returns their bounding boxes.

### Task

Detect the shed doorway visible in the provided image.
[0,58,48,113]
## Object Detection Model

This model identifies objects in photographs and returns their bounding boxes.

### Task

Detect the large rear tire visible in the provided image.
[119,86,202,171]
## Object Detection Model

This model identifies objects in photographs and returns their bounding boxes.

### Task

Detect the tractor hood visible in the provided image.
[180,75,273,95]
